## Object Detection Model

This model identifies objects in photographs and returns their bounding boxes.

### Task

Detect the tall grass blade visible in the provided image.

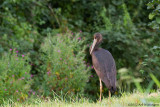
[149,73,160,88]
[145,80,154,93]
[134,82,143,92]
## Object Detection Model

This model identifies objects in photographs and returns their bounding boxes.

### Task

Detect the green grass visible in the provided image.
[2,92,160,107]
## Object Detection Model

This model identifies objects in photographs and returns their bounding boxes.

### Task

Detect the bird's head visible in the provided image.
[90,33,102,55]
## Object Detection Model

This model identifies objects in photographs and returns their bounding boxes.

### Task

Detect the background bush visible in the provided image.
[0,49,32,103]
[32,32,90,97]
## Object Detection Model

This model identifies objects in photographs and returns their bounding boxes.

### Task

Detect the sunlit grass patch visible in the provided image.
[101,92,160,107]
[2,92,160,107]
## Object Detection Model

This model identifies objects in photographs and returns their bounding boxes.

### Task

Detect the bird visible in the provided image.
[90,33,117,101]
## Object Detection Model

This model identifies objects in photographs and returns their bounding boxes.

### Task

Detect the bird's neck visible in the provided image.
[90,43,100,52]
[94,44,99,50]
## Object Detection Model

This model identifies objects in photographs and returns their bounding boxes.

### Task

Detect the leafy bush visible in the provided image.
[147,0,160,29]
[117,68,143,92]
[0,49,32,103]
[33,32,90,97]
[0,0,38,54]
[140,46,160,89]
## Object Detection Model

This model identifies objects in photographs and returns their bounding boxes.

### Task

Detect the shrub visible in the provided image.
[34,32,90,97]
[0,49,32,103]
[140,46,160,89]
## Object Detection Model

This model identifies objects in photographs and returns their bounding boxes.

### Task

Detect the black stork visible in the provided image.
[90,33,117,101]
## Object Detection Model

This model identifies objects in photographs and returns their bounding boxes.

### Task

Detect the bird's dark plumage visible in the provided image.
[90,33,116,93]
[92,48,116,93]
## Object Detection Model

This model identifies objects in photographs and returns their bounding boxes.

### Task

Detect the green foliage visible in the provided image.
[100,7,112,31]
[33,32,90,97]
[117,68,143,92]
[122,3,134,30]
[149,73,160,88]
[0,0,40,54]
[147,0,160,29]
[0,49,32,103]
[141,46,160,89]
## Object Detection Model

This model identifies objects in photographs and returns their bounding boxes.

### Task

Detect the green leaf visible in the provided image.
[149,73,160,88]
[156,17,160,24]
[156,4,160,10]
[145,80,154,93]
[149,13,155,20]
[134,82,143,92]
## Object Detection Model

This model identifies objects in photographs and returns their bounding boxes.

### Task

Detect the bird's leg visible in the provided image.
[109,90,111,101]
[99,78,102,102]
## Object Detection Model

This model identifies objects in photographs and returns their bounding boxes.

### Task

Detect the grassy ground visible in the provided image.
[2,92,160,107]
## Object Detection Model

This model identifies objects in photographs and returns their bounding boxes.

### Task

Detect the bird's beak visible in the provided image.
[90,39,97,54]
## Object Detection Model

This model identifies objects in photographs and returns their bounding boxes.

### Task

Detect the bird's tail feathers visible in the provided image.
[110,86,116,93]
